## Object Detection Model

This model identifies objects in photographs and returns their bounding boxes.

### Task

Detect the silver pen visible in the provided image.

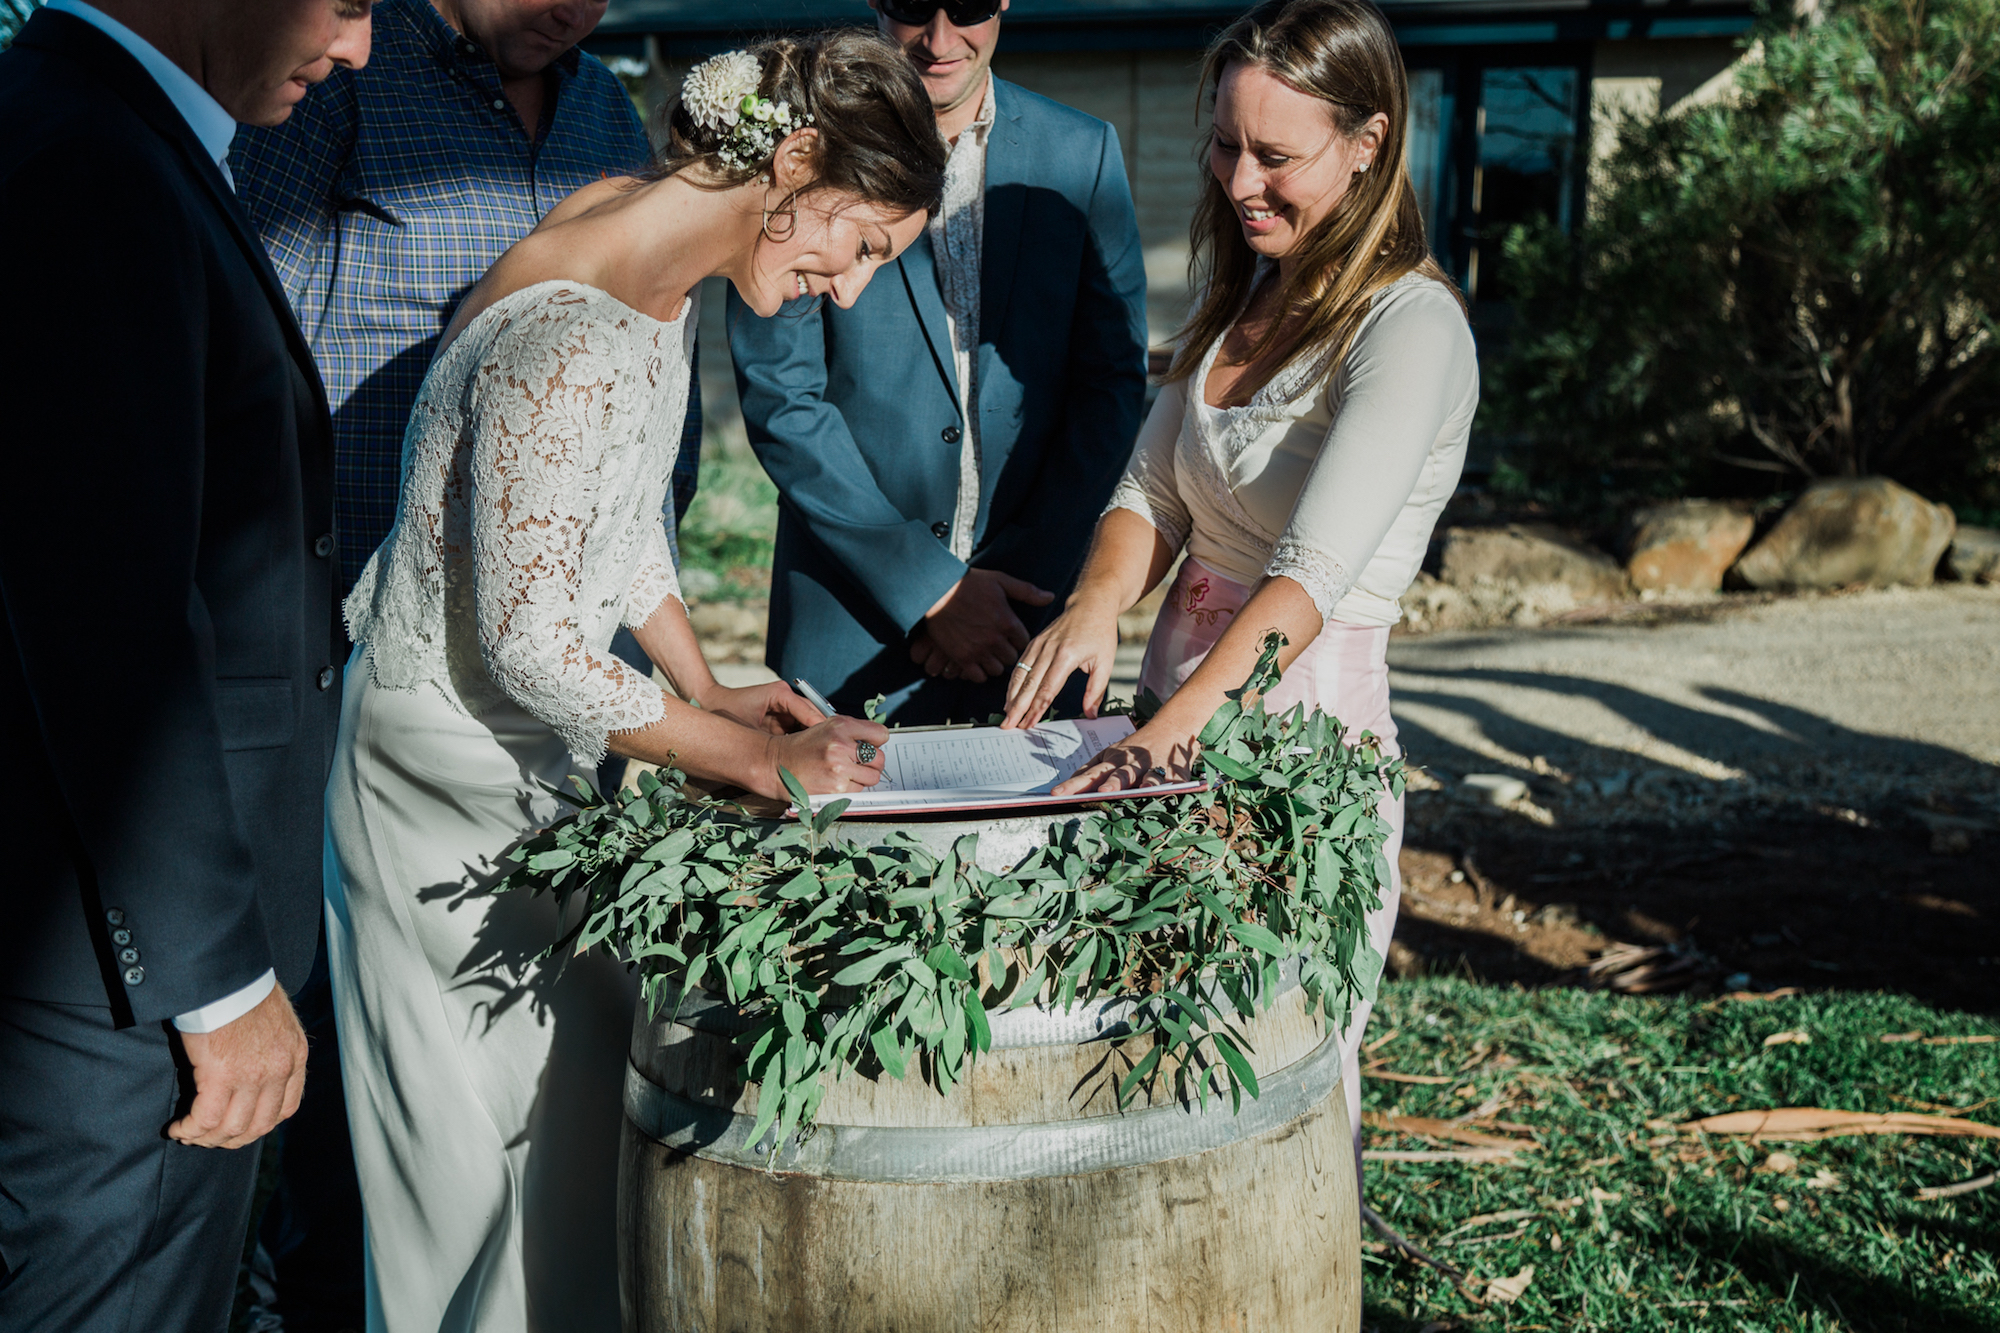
[791,677,839,717]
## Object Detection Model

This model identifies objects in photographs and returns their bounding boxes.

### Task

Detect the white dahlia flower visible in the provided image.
[682,50,760,133]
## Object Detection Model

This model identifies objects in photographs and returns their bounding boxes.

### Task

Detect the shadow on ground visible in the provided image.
[1384,659,1998,1014]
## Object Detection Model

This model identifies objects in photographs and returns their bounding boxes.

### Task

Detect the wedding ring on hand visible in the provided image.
[857,741,878,764]
[1010,662,1030,672]
[1149,766,1168,781]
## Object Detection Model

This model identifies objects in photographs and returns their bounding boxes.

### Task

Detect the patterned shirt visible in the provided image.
[230,0,698,595]
[929,75,996,563]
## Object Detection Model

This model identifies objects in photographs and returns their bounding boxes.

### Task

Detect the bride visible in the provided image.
[323,32,947,1333]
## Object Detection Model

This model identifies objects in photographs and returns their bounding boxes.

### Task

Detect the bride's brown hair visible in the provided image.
[641,29,946,222]
[1165,0,1462,394]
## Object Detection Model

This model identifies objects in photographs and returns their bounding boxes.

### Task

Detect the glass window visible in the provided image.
[1470,66,1578,300]
[1405,68,1446,259]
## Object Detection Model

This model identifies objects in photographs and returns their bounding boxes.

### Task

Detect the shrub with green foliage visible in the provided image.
[1490,0,2000,519]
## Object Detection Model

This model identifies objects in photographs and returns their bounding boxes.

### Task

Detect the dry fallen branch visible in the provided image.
[1364,1112,1539,1153]
[1679,1107,2000,1142]
[1587,942,1702,994]
[1725,987,1803,1002]
[1358,1203,1473,1292]
[1363,1061,1455,1085]
[1915,1171,1997,1201]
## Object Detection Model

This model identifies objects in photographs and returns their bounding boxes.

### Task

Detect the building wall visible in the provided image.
[991,49,1212,351]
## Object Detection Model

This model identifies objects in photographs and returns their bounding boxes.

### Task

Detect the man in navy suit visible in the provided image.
[731,0,1147,723]
[0,1,365,1328]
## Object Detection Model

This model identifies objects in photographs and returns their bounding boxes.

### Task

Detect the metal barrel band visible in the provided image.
[623,1026,1342,1184]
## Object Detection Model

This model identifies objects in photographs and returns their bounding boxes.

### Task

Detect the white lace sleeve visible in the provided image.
[624,515,682,630]
[1265,285,1478,620]
[468,306,667,763]
[1104,375,1193,551]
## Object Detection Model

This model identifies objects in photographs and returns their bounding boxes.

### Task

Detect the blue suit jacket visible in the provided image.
[730,79,1146,721]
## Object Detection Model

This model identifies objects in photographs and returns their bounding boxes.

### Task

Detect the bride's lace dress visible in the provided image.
[345,279,692,764]
[327,279,696,1333]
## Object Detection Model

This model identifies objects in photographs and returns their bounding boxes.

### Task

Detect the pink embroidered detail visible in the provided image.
[1179,573,1233,628]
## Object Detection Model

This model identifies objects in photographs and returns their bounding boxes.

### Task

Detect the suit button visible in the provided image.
[105,908,125,927]
[314,533,334,558]
[318,666,336,691]
[119,947,141,966]
[941,425,962,444]
[112,929,132,946]
[492,97,507,111]
[123,966,144,986]
[931,520,950,540]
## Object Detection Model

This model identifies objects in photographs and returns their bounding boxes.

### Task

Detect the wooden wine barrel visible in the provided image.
[618,813,1361,1333]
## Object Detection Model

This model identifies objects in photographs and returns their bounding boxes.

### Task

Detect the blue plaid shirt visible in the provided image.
[231,0,699,596]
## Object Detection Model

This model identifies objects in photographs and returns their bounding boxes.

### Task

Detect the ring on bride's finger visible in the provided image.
[857,741,878,764]
[1010,662,1030,672]
[1149,766,1168,781]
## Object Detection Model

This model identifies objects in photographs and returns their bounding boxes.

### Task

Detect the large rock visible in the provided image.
[1732,477,1956,590]
[1439,524,1630,602]
[1945,525,2000,584]
[1624,500,1755,593]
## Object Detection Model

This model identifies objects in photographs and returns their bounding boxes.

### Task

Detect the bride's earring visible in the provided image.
[761,186,797,243]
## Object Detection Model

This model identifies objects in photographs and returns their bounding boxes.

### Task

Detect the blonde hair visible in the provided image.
[1166,0,1462,394]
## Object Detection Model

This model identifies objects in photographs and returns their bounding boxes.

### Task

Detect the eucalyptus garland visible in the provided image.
[498,634,1404,1153]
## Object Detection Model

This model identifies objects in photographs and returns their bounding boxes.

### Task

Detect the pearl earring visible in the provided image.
[757,173,771,185]
[1357,161,1370,172]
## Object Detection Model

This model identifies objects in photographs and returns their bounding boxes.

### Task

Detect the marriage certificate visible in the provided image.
[801,716,1208,817]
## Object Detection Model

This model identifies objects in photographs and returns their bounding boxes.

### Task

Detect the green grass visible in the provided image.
[1359,980,2000,1332]
[679,450,778,600]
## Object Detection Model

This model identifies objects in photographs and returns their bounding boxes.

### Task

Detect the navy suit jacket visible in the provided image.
[0,11,339,1025]
[730,79,1146,721]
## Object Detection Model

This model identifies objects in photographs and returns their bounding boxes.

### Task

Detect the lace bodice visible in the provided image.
[346,281,692,763]
[1108,272,1478,626]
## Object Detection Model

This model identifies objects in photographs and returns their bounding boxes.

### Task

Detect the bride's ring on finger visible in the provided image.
[1010,662,1030,672]
[856,741,878,764]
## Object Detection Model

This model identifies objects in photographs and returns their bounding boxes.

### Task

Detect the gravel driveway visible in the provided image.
[1385,583,2000,832]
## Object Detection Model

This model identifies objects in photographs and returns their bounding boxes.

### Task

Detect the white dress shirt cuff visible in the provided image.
[172,968,277,1033]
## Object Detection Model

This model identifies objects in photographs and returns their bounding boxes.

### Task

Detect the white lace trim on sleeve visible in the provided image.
[1266,536,1356,621]
[1104,476,1190,553]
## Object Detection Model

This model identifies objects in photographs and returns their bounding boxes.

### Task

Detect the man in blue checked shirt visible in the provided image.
[230,2,696,1328]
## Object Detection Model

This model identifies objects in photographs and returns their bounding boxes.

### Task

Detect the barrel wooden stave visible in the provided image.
[620,1091,1356,1333]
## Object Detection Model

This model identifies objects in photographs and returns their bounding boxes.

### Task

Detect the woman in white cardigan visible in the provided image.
[1002,0,1478,1145]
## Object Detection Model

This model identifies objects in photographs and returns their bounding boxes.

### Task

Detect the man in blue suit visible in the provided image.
[731,0,1147,723]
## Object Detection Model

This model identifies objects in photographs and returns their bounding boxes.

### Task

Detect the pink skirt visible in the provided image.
[1137,557,1401,1164]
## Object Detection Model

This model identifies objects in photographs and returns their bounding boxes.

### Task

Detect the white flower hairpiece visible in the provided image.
[681,49,813,172]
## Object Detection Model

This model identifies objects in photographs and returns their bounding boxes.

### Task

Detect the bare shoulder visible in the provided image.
[539,174,641,230]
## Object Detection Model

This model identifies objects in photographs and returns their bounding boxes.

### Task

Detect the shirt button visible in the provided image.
[941,425,962,444]
[318,666,336,691]
[105,907,125,926]
[124,966,145,986]
[492,97,507,111]
[112,928,132,946]
[119,947,141,966]
[314,533,334,558]
[931,520,950,540]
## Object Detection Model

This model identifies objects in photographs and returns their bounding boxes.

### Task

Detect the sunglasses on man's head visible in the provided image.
[878,0,1004,26]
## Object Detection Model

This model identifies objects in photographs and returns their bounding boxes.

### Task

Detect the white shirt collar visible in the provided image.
[46,0,238,184]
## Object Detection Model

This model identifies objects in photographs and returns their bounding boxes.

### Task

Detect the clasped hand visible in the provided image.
[910,568,1052,683]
